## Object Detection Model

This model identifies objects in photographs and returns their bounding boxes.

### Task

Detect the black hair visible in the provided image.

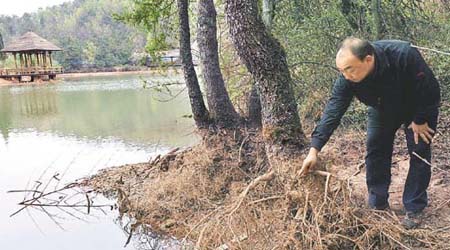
[338,37,375,61]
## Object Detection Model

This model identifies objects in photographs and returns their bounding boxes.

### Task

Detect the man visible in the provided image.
[300,37,441,229]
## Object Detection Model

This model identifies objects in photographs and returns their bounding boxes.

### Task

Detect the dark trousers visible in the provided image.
[365,107,438,212]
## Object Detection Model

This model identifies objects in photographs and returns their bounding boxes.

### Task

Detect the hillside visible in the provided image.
[0,0,147,71]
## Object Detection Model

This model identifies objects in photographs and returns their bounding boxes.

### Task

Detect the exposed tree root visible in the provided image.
[227,170,275,216]
[86,128,450,249]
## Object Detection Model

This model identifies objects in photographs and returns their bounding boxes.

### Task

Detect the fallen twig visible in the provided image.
[412,151,447,172]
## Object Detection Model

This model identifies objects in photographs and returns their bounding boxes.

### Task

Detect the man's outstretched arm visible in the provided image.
[300,77,353,175]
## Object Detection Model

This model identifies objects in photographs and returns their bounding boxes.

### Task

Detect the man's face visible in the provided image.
[336,49,374,83]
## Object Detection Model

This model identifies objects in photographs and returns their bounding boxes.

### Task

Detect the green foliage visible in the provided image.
[270,0,450,128]
[0,55,16,68]
[113,0,177,57]
[0,0,147,71]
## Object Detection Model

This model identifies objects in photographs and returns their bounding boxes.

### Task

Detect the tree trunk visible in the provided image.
[371,0,383,39]
[0,33,5,61]
[247,83,262,128]
[197,0,240,128]
[177,0,210,128]
[262,0,276,31]
[225,0,306,155]
[292,0,305,22]
[340,0,360,31]
[251,0,277,127]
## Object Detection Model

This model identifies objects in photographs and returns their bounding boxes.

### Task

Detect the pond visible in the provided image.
[0,72,197,250]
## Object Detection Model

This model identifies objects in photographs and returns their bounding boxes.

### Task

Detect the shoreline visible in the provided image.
[0,69,183,87]
[0,78,58,87]
[60,69,160,78]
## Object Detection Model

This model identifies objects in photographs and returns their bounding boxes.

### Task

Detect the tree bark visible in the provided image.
[262,0,275,31]
[292,0,305,22]
[371,0,383,39]
[225,0,306,155]
[177,0,210,128]
[247,84,262,128]
[197,0,240,128]
[340,0,360,31]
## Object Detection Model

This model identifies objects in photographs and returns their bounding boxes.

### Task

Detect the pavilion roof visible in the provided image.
[1,32,62,53]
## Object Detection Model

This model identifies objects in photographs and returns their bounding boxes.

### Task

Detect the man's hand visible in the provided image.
[408,122,435,144]
[299,147,319,176]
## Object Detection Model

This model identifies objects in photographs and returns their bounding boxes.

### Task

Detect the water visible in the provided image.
[0,73,197,250]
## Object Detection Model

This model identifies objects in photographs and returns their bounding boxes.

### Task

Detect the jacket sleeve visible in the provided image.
[406,47,441,125]
[311,77,353,151]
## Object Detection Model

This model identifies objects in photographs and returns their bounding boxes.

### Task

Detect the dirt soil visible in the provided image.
[86,104,450,249]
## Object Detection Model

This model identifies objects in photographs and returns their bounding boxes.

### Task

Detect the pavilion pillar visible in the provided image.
[25,53,29,68]
[43,52,47,68]
[30,53,33,67]
[13,53,17,69]
[49,51,53,67]
[35,53,39,67]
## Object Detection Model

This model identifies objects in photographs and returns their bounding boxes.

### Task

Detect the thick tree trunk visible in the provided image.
[197,0,240,128]
[225,0,306,155]
[177,0,210,128]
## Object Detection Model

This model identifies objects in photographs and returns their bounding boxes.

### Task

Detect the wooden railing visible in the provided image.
[0,67,64,76]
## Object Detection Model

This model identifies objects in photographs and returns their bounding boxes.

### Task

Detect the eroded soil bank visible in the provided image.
[87,106,450,249]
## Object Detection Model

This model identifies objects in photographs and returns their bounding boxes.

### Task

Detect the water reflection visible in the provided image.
[0,74,196,146]
[119,221,184,250]
[0,89,13,142]
[18,88,58,116]
[0,74,197,250]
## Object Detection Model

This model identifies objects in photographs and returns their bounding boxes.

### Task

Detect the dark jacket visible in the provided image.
[311,40,441,151]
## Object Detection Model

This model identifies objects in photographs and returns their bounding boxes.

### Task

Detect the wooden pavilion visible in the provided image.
[0,32,63,82]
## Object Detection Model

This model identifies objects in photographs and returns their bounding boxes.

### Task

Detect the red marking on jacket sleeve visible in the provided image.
[416,72,425,78]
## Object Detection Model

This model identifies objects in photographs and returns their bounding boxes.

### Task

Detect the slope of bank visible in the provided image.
[86,105,450,249]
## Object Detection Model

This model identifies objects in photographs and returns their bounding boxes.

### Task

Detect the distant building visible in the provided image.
[0,32,63,82]
[139,49,198,67]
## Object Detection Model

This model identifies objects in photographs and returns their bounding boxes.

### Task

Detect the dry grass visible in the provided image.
[86,122,450,249]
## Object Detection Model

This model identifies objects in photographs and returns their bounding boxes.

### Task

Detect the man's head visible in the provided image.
[336,37,375,83]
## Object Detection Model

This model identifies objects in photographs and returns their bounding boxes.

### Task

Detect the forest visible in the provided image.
[0,0,147,71]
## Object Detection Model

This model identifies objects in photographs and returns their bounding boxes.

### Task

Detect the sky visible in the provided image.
[0,0,73,16]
